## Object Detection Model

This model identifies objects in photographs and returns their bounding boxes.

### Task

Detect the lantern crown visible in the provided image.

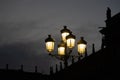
[66,32,76,39]
[60,26,71,33]
[58,41,65,47]
[58,41,65,56]
[77,37,87,44]
[45,35,55,42]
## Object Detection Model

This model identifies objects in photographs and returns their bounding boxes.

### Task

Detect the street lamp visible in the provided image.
[45,26,87,68]
[61,26,71,42]
[58,41,65,56]
[45,35,55,54]
[77,37,87,56]
[66,32,76,48]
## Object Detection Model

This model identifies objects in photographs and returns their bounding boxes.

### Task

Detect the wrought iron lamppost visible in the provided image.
[45,26,87,68]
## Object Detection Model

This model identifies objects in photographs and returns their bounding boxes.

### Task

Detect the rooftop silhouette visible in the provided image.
[49,7,120,80]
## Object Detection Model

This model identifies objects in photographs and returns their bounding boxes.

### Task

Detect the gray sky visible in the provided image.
[0,0,120,74]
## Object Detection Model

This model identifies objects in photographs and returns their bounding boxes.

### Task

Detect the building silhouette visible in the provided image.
[50,8,120,80]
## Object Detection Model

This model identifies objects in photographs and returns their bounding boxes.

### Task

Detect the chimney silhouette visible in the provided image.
[21,64,23,71]
[6,64,8,70]
[106,7,111,20]
[35,66,37,73]
[85,48,87,57]
[50,66,53,75]
[92,44,95,54]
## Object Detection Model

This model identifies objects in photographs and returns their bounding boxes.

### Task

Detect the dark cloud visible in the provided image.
[0,41,58,74]
[0,0,120,74]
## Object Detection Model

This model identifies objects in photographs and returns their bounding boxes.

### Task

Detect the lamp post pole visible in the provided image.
[64,43,68,68]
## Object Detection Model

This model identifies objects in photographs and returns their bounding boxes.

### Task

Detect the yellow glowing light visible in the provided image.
[61,32,69,42]
[46,42,54,53]
[58,46,65,56]
[66,38,75,48]
[78,44,86,54]
[61,26,70,42]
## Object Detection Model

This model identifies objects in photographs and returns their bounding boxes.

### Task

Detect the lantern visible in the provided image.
[58,41,65,56]
[45,35,55,53]
[60,26,71,42]
[77,37,87,55]
[66,32,76,48]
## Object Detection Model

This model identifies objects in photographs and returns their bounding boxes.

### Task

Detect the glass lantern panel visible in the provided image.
[58,47,65,56]
[61,32,69,42]
[67,38,75,48]
[78,44,86,54]
[46,42,54,53]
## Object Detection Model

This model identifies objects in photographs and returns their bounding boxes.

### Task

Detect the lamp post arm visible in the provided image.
[68,49,72,55]
[69,54,82,62]
[49,54,66,61]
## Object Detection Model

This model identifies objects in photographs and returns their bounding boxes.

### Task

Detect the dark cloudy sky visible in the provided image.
[0,0,120,74]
